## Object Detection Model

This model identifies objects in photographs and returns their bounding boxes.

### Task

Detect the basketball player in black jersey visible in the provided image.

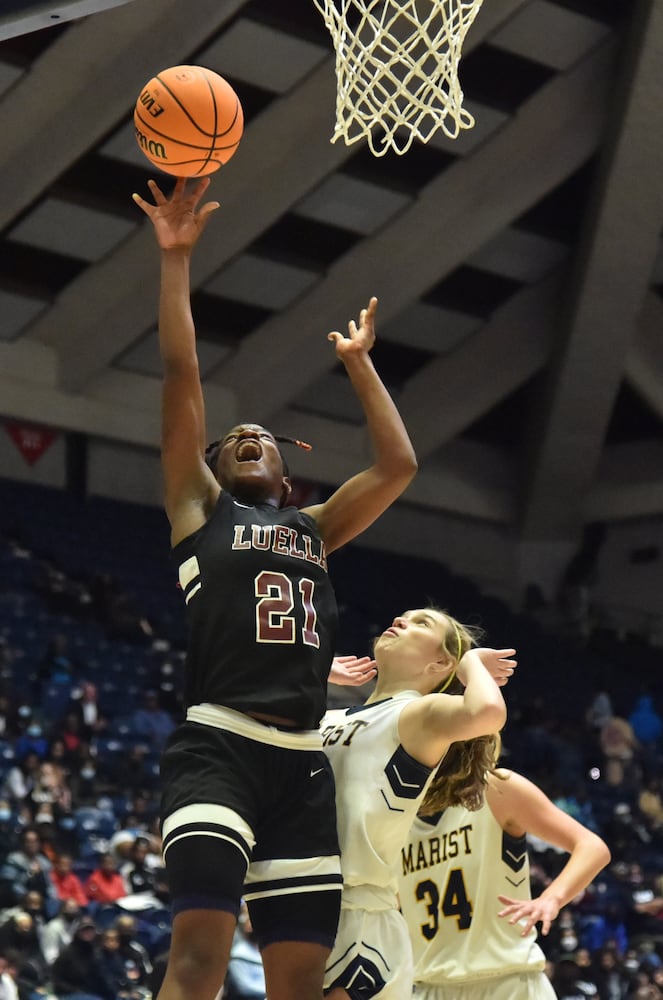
[133,176,418,1000]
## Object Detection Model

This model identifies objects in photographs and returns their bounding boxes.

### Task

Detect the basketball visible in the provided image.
[134,65,244,177]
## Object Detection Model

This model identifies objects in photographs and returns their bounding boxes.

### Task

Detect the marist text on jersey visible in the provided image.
[402,824,473,875]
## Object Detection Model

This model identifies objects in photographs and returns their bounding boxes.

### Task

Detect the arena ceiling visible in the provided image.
[1,0,662,542]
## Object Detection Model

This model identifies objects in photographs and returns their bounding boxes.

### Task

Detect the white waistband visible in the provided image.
[187,703,323,751]
[341,884,399,912]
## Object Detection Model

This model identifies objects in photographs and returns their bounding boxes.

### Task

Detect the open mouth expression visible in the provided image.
[235,438,263,463]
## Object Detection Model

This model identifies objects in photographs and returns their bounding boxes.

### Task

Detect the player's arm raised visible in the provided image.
[492,772,611,936]
[133,178,221,540]
[302,297,417,553]
[399,648,510,769]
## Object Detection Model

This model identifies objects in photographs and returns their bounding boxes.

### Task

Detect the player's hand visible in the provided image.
[328,655,377,686]
[132,176,220,251]
[456,648,517,687]
[497,894,560,937]
[328,297,377,358]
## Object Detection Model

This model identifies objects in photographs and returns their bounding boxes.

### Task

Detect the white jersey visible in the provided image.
[322,691,435,898]
[399,799,547,986]
[322,692,436,1000]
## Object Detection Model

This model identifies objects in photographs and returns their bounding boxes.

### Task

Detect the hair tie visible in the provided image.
[450,619,463,662]
[275,435,312,451]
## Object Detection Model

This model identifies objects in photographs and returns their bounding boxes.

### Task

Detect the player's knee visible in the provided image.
[169,939,228,992]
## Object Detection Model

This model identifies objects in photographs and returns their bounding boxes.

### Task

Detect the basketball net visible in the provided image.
[313,0,485,156]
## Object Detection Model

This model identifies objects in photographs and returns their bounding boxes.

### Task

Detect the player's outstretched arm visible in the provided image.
[492,771,611,936]
[133,178,220,537]
[303,297,417,553]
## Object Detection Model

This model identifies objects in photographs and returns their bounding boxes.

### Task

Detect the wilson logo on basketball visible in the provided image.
[133,64,244,177]
[137,90,165,118]
[134,126,167,161]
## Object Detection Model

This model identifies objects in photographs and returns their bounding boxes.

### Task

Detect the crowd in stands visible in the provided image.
[1,477,663,999]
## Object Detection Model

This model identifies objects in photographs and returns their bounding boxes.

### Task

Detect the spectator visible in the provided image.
[0,889,50,944]
[84,853,127,905]
[0,912,50,998]
[112,745,154,797]
[638,777,663,834]
[68,682,106,741]
[591,946,629,1000]
[129,690,174,751]
[581,900,630,957]
[0,694,19,740]
[47,736,71,773]
[63,743,101,806]
[41,898,83,965]
[51,915,105,999]
[114,914,152,987]
[0,952,18,1000]
[56,712,88,768]
[585,686,614,744]
[28,760,72,820]
[551,956,600,999]
[109,816,160,872]
[630,968,663,999]
[600,716,640,787]
[629,694,663,752]
[0,800,19,859]
[0,828,58,906]
[2,753,40,807]
[120,837,156,896]
[39,633,77,690]
[96,927,132,1000]
[14,718,49,763]
[50,853,88,907]
[35,809,64,865]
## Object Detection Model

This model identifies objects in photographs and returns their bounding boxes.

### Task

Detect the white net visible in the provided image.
[313,0,485,156]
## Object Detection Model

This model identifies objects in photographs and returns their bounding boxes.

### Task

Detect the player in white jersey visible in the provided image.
[320,607,514,1000]
[399,764,611,1000]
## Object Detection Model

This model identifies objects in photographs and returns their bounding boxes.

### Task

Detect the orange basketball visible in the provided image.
[134,65,244,177]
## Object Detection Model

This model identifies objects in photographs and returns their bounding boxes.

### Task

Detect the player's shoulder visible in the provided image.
[486,768,539,810]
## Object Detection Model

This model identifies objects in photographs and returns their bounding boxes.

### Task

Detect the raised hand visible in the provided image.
[132,176,220,251]
[328,655,377,687]
[328,296,377,359]
[457,648,517,687]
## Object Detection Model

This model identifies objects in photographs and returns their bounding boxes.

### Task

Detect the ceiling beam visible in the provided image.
[0,0,250,232]
[398,271,561,460]
[625,291,663,421]
[519,0,663,539]
[212,39,615,418]
[24,0,531,389]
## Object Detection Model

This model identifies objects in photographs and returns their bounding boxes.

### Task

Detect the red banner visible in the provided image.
[5,420,57,466]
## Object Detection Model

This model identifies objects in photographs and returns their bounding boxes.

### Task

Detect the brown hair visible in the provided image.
[420,731,504,814]
[423,608,503,813]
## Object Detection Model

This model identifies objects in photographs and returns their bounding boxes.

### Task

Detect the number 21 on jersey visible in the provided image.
[255,571,319,647]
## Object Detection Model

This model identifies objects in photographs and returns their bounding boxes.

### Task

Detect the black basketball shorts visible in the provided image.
[160,705,342,948]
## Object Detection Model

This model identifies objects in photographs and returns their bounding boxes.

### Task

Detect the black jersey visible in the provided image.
[173,490,338,729]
